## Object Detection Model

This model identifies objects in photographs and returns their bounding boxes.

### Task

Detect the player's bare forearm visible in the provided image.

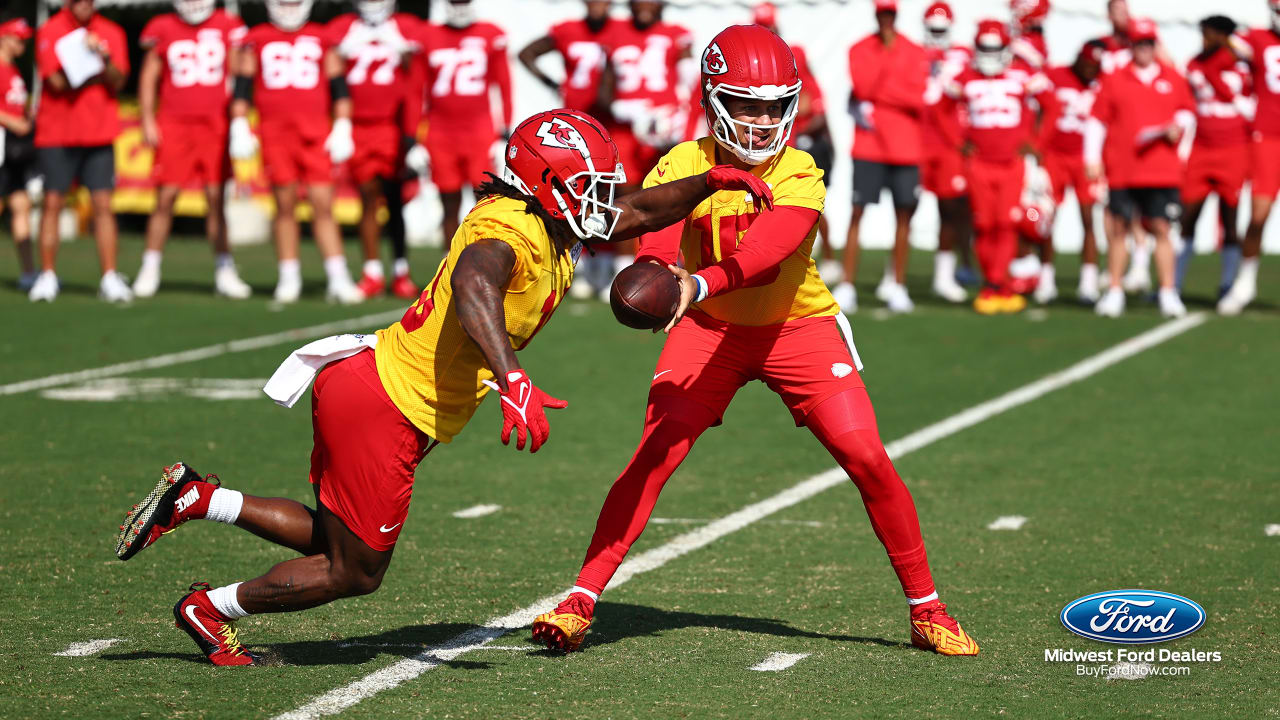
[518,36,559,92]
[0,110,30,136]
[454,240,522,389]
[103,63,126,93]
[333,98,353,120]
[139,50,161,125]
[611,174,715,241]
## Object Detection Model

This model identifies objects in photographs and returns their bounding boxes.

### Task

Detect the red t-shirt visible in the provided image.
[946,66,1050,163]
[0,61,28,120]
[1235,28,1280,137]
[1098,33,1132,75]
[1092,62,1195,188]
[922,44,970,155]
[1012,31,1048,70]
[418,21,511,134]
[1040,65,1099,156]
[547,17,615,114]
[35,9,129,147]
[599,20,691,107]
[236,22,334,128]
[140,10,245,121]
[1186,47,1251,148]
[790,45,826,137]
[329,13,420,130]
[848,32,928,165]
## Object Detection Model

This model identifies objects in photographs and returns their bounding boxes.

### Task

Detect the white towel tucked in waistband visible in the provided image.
[262,333,379,408]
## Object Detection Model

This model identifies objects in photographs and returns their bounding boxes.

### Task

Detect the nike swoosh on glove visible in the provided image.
[706,165,774,212]
[481,370,568,453]
[228,117,258,160]
[326,118,355,164]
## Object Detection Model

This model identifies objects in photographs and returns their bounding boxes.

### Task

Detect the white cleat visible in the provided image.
[1077,276,1100,304]
[274,276,302,304]
[1157,288,1186,318]
[932,276,967,303]
[1034,275,1058,305]
[1095,287,1125,317]
[818,259,843,287]
[28,270,59,302]
[99,271,134,303]
[1122,265,1151,294]
[883,282,915,313]
[832,281,857,314]
[132,263,161,298]
[326,279,365,305]
[875,273,896,302]
[569,275,594,300]
[1216,279,1255,316]
[215,266,252,299]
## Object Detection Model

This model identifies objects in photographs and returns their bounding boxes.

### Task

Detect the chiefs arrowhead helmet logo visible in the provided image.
[535,118,589,157]
[702,42,727,76]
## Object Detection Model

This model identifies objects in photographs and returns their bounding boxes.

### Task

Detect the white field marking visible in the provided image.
[749,652,811,672]
[451,504,502,519]
[54,639,123,657]
[1265,524,1280,537]
[41,377,268,402]
[273,313,1208,720]
[651,517,823,528]
[336,642,528,652]
[0,310,403,397]
[987,515,1028,531]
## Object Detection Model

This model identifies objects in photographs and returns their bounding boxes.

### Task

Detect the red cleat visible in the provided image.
[910,599,980,656]
[357,272,386,298]
[531,593,595,652]
[115,462,219,561]
[390,273,419,299]
[174,582,259,666]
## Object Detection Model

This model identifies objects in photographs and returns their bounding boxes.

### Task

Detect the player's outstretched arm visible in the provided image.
[517,35,560,93]
[610,166,773,241]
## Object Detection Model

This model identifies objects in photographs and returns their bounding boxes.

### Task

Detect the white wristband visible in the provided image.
[692,273,708,303]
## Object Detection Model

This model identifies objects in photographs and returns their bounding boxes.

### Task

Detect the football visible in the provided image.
[609,262,682,330]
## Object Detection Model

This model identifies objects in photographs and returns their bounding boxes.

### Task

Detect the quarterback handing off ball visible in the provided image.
[609,263,682,330]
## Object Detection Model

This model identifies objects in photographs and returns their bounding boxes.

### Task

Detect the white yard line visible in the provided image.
[53,639,123,657]
[274,313,1207,720]
[651,517,823,528]
[451,504,503,519]
[749,652,811,672]
[1,310,403,397]
[987,515,1029,531]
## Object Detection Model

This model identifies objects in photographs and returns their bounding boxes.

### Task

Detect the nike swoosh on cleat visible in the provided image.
[652,369,673,381]
[185,605,222,646]
[379,523,401,533]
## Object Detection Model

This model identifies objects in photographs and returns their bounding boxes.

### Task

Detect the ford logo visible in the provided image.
[1061,590,1205,644]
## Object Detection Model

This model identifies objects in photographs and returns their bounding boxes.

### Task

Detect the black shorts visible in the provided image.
[793,133,833,187]
[0,156,34,196]
[852,159,920,208]
[1108,187,1181,222]
[38,145,115,194]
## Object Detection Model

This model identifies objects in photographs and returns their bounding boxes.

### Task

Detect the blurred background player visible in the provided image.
[1086,18,1194,318]
[1038,40,1104,303]
[533,25,978,658]
[944,19,1051,314]
[30,0,130,303]
[132,0,251,300]
[518,0,615,120]
[330,0,424,299]
[834,0,927,314]
[752,2,840,286]
[1221,0,1280,315]
[231,0,363,305]
[920,1,970,303]
[584,0,693,300]
[0,18,35,292]
[1010,0,1049,70]
[419,0,511,251]
[1178,15,1251,299]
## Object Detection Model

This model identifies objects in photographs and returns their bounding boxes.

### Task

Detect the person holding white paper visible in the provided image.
[29,0,129,303]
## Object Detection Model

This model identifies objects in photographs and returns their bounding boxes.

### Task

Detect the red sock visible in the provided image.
[574,395,717,595]
[806,390,937,600]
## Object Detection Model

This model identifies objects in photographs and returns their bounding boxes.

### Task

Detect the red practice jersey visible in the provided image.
[547,17,616,113]
[600,20,691,107]
[419,21,511,134]
[923,44,971,155]
[1186,47,1251,148]
[329,13,420,131]
[1092,62,1194,188]
[946,65,1050,163]
[237,22,334,126]
[1040,65,1098,156]
[1234,28,1280,138]
[35,9,129,147]
[848,32,929,165]
[1097,33,1132,75]
[791,45,826,137]
[140,10,244,120]
[1012,30,1048,70]
[0,61,27,120]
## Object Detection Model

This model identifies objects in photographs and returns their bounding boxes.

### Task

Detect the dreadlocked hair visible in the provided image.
[475,173,581,258]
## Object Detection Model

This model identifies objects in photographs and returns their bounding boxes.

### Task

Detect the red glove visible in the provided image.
[706,164,774,212]
[481,370,568,453]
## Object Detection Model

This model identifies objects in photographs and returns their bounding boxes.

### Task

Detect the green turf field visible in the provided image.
[1,234,1277,719]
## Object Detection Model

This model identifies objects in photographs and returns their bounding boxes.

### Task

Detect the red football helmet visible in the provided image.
[974,19,1012,76]
[700,24,801,165]
[1011,0,1049,31]
[502,110,625,242]
[923,2,953,46]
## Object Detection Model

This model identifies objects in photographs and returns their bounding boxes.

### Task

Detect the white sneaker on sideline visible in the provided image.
[1077,275,1100,303]
[1122,264,1151,293]
[883,282,915,313]
[274,275,302,304]
[1034,274,1058,305]
[215,266,252,299]
[1095,287,1125,317]
[1216,277,1256,316]
[28,271,59,302]
[1157,288,1186,318]
[832,281,857,314]
[569,275,594,300]
[133,263,161,298]
[818,259,843,287]
[99,271,134,303]
[875,272,895,302]
[326,279,365,305]
[932,275,967,303]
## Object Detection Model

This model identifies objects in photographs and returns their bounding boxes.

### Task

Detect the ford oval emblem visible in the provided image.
[1061,590,1205,644]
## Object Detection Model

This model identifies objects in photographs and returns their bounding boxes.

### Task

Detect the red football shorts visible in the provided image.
[153,115,228,186]
[649,310,865,427]
[1182,142,1248,207]
[608,123,658,188]
[309,349,436,552]
[966,156,1025,232]
[1043,149,1099,205]
[350,120,401,184]
[921,148,968,199]
[259,116,332,186]
[425,127,491,193]
[1252,133,1280,200]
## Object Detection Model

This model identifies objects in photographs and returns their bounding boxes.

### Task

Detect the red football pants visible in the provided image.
[967,157,1024,292]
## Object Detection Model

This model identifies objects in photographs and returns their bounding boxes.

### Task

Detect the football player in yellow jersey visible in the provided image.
[534,26,979,656]
[112,109,771,666]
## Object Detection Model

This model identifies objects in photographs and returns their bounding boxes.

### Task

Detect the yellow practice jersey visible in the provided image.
[643,138,839,326]
[375,195,575,443]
